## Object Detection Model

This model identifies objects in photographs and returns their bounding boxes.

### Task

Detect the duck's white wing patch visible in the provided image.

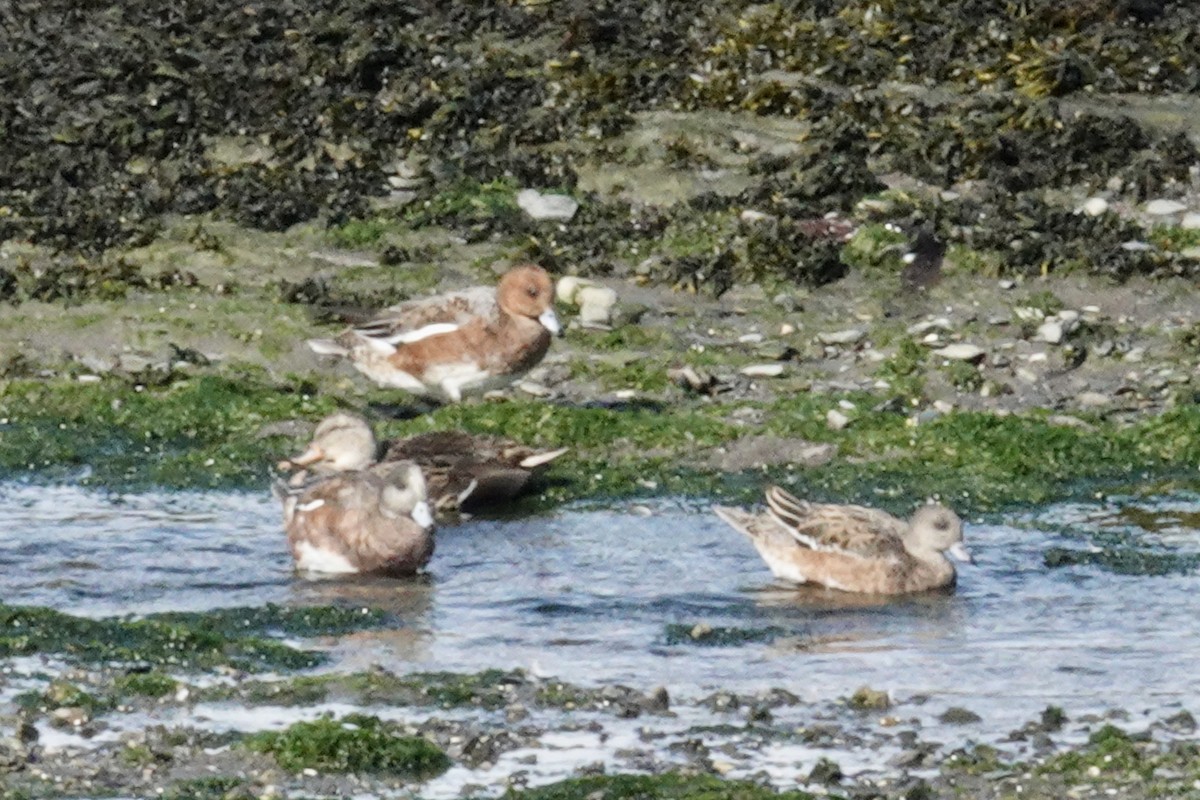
[385,322,460,345]
[519,448,568,469]
[294,541,358,574]
[296,499,326,512]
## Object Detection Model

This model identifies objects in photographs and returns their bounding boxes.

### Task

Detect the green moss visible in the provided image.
[1037,724,1150,780]
[161,777,248,800]
[941,360,984,393]
[16,680,110,715]
[0,603,321,671]
[494,773,823,800]
[225,668,523,709]
[405,178,522,228]
[115,671,178,699]
[9,372,1200,514]
[875,339,927,402]
[328,218,394,248]
[663,623,782,647]
[1149,225,1200,253]
[943,744,1007,774]
[245,713,450,777]
[841,223,908,272]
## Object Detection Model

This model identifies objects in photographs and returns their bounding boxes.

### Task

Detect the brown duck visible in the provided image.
[714,486,973,594]
[275,414,434,576]
[383,431,567,514]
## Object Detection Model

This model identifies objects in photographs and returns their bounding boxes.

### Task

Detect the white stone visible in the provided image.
[933,400,955,414]
[738,333,764,344]
[817,329,866,345]
[1081,197,1109,217]
[517,189,579,221]
[779,323,796,336]
[1036,320,1065,344]
[577,286,618,326]
[907,317,952,335]
[1145,199,1188,216]
[740,363,785,378]
[1077,391,1111,408]
[555,275,596,305]
[739,209,772,223]
[933,344,985,362]
[1057,309,1080,324]
[998,279,1016,289]
[1182,212,1200,230]
[1016,368,1038,383]
[826,409,851,430]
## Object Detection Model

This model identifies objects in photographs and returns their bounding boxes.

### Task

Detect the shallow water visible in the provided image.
[3,481,1200,739]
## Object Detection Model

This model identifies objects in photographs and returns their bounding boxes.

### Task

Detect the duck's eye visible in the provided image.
[933,517,950,530]
[526,285,540,298]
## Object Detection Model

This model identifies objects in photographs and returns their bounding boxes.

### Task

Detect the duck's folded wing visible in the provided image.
[764,486,906,560]
[351,287,497,343]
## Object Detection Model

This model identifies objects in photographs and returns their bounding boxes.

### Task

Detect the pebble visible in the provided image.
[1077,392,1111,408]
[826,409,851,430]
[1182,212,1200,230]
[739,209,772,223]
[779,323,796,336]
[932,344,985,363]
[516,189,578,221]
[1181,246,1200,261]
[818,329,866,346]
[1036,320,1065,344]
[1124,347,1146,363]
[740,363,785,378]
[998,279,1016,289]
[907,317,952,335]
[1081,197,1109,217]
[555,276,596,305]
[1145,199,1188,216]
[576,285,618,327]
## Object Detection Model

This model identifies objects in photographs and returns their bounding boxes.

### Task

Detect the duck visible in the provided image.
[383,431,568,514]
[279,412,566,516]
[274,413,435,576]
[714,486,972,594]
[307,264,561,403]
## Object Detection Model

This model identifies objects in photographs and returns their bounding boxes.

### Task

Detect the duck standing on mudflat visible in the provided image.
[714,486,972,594]
[307,264,561,403]
[275,413,434,577]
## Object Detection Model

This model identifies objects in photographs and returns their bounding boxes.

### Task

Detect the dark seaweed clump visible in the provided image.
[3,0,1200,287]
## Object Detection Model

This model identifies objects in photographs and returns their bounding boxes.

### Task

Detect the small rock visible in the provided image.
[740,209,772,223]
[1162,710,1197,733]
[1182,212,1200,230]
[826,409,851,430]
[1081,197,1109,217]
[1124,347,1146,363]
[1181,246,1200,261]
[1076,391,1111,408]
[1036,320,1065,344]
[556,276,596,305]
[808,757,843,785]
[933,344,986,363]
[939,706,983,725]
[998,279,1016,290]
[506,704,529,723]
[577,285,618,327]
[818,329,866,346]
[740,363,784,378]
[780,323,796,335]
[643,686,670,712]
[1145,199,1187,216]
[706,436,835,472]
[517,189,578,221]
[848,685,890,711]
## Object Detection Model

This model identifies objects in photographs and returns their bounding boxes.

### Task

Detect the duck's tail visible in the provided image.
[307,338,349,356]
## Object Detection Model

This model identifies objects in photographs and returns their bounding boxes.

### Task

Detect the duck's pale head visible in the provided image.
[907,504,972,563]
[498,264,560,336]
[283,413,376,474]
[377,460,434,529]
